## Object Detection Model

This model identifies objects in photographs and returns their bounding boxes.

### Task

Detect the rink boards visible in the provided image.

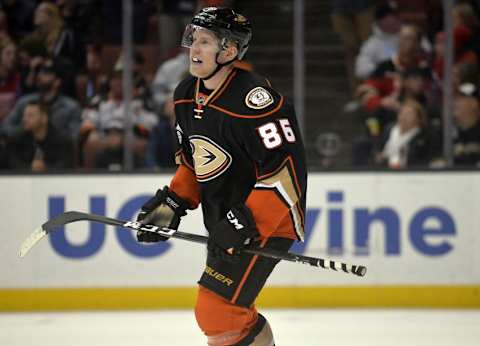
[0,172,479,310]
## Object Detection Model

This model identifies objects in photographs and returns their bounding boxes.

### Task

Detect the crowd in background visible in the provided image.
[0,0,479,172]
[0,0,232,172]
[332,0,480,168]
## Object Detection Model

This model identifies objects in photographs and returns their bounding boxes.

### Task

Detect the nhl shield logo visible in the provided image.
[245,87,274,109]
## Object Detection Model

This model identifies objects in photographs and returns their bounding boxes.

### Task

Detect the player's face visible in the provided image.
[189,29,221,78]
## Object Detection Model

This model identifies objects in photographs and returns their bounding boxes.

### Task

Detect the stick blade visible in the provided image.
[19,227,47,258]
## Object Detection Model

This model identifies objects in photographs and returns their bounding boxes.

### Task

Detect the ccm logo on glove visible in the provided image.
[227,210,244,230]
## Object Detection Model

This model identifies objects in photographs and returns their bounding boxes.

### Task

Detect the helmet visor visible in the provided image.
[181,23,249,60]
[181,24,220,49]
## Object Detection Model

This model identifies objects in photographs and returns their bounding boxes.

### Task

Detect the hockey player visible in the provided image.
[136,7,307,346]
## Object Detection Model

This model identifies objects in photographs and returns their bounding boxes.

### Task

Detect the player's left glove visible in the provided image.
[208,205,259,262]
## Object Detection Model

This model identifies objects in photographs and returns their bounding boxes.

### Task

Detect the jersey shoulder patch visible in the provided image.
[209,69,283,118]
[245,87,274,110]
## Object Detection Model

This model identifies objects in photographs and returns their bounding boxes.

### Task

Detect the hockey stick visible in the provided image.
[19,211,367,277]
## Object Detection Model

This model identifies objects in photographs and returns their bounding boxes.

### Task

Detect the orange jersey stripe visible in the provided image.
[194,69,237,106]
[210,70,237,104]
[174,99,194,105]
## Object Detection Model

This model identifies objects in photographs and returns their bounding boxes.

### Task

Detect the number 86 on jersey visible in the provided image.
[257,119,297,149]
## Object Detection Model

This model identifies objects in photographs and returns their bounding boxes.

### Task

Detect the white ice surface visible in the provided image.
[1,309,479,346]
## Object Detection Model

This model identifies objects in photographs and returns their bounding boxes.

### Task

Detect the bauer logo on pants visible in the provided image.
[189,135,232,182]
[204,266,234,286]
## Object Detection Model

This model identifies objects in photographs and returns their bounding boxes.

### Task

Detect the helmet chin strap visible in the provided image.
[202,51,236,81]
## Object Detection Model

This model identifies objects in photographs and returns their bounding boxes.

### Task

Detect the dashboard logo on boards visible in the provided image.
[49,191,457,259]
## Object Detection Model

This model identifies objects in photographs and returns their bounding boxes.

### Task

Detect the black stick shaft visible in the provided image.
[42,211,367,277]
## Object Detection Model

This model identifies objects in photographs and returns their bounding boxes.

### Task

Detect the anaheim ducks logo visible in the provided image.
[190,135,232,182]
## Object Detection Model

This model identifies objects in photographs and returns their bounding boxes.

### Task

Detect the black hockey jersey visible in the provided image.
[170,67,307,241]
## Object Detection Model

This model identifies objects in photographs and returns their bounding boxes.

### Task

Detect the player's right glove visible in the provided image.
[207,205,259,263]
[136,186,189,242]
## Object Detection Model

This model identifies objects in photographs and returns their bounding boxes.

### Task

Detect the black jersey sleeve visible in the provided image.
[169,121,201,209]
[173,121,195,170]
[234,87,307,241]
[170,77,201,209]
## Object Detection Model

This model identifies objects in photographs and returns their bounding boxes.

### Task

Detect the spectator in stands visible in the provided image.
[353,23,431,167]
[151,49,188,113]
[75,43,109,107]
[17,36,48,95]
[376,99,430,169]
[429,26,479,135]
[453,84,480,166]
[56,0,76,23]
[0,9,12,47]
[330,0,375,93]
[146,48,189,168]
[356,24,429,119]
[31,2,85,84]
[423,0,444,43]
[0,40,20,123]
[352,67,432,166]
[145,94,176,169]
[430,3,480,83]
[25,2,84,97]
[56,0,94,45]
[369,67,432,138]
[114,49,154,111]
[355,1,401,81]
[2,59,82,141]
[0,0,35,41]
[453,2,480,57]
[432,28,478,81]
[453,63,480,96]
[81,70,158,169]
[4,99,74,171]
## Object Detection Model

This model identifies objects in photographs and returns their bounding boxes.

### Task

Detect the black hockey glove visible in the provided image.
[136,186,189,242]
[208,205,259,263]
